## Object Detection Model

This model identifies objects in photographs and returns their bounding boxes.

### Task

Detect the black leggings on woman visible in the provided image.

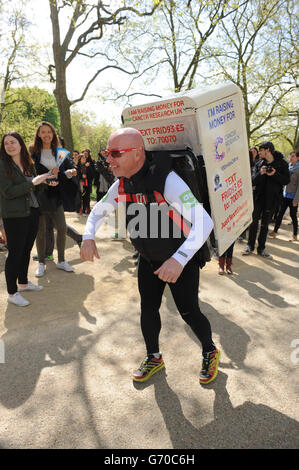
[274,197,298,236]
[82,186,91,213]
[138,255,214,355]
[3,208,40,294]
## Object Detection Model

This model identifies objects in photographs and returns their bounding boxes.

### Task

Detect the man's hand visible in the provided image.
[154,257,183,283]
[260,166,276,176]
[80,239,100,262]
[260,166,267,175]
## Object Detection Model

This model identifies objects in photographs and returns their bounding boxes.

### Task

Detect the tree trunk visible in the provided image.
[49,0,73,151]
[53,72,73,151]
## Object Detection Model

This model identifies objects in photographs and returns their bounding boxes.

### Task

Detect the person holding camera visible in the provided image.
[94,149,115,202]
[242,141,290,259]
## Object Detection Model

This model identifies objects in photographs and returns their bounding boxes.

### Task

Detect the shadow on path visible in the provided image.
[0,272,96,410]
[135,371,298,449]
[221,257,295,308]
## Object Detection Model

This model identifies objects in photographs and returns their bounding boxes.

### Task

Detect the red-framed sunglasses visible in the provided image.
[106,148,138,158]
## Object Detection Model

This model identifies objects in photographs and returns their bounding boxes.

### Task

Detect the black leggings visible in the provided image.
[82,187,91,213]
[138,255,214,354]
[274,197,298,236]
[3,208,40,294]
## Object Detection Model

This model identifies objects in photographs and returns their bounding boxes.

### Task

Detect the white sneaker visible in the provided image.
[19,281,44,292]
[8,293,30,307]
[35,263,46,277]
[56,260,74,272]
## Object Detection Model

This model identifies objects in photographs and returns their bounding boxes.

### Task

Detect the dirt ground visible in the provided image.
[0,208,298,449]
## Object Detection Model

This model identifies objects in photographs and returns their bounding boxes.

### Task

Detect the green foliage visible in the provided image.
[0,86,60,145]
[71,110,115,158]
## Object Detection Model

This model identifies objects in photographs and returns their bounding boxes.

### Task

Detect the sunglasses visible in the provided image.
[106,148,138,158]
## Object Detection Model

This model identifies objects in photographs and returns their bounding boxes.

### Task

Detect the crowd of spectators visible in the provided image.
[0,124,298,304]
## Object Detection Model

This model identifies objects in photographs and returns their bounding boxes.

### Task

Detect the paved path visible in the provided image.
[0,212,298,449]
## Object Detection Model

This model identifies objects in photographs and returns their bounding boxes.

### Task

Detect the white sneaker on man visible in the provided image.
[35,263,46,277]
[56,260,74,272]
[8,293,30,307]
[19,281,44,292]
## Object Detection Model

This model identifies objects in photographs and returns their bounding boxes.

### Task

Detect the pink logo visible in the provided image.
[214,137,225,161]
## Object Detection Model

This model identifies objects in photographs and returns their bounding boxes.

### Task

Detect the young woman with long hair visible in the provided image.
[0,131,53,306]
[30,121,78,277]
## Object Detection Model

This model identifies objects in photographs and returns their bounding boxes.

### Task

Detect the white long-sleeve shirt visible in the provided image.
[83,171,214,267]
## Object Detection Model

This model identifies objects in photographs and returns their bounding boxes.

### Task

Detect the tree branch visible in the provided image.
[69,64,139,105]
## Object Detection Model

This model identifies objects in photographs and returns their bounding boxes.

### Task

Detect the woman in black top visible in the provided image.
[0,132,53,307]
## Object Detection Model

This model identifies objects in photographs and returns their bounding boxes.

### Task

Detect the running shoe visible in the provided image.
[257,249,273,259]
[132,354,165,382]
[199,348,220,384]
[18,281,44,292]
[35,263,46,277]
[56,260,74,272]
[242,246,253,255]
[8,293,30,307]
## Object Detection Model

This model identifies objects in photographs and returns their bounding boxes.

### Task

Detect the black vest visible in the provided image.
[117,160,192,264]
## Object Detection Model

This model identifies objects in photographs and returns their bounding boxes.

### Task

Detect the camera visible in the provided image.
[266,166,273,173]
[46,177,58,184]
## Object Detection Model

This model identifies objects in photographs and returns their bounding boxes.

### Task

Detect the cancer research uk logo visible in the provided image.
[214,136,225,161]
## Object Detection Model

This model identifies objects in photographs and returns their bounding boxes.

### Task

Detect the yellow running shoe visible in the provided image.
[132,354,165,382]
[199,349,220,384]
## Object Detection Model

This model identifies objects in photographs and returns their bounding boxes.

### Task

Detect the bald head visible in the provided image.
[107,127,146,179]
[108,127,145,149]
